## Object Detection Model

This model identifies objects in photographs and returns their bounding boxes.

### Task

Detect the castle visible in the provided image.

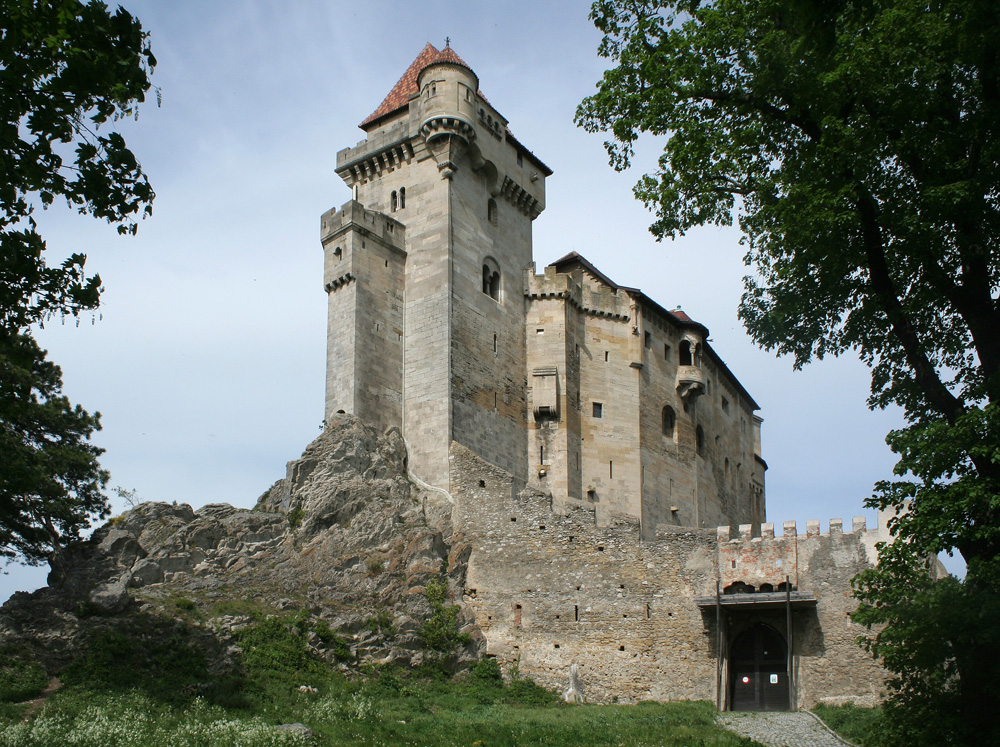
[321,43,885,710]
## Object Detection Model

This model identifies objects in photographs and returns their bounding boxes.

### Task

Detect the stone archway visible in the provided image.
[729,624,789,711]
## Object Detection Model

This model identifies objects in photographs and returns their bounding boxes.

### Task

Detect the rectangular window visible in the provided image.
[536,328,544,335]
[517,152,523,167]
[604,351,609,362]
[664,343,671,360]
[722,396,730,413]
[644,330,652,349]
[592,402,603,418]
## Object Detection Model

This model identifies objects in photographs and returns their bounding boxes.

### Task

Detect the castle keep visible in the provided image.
[322,44,885,709]
[324,43,763,536]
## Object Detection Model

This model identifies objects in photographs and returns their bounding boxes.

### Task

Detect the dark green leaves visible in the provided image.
[0,1,156,565]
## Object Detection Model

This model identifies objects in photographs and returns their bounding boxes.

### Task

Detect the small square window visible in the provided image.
[592,402,603,418]
[721,397,730,413]
[517,152,523,167]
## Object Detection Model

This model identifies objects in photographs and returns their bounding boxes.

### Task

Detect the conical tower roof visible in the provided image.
[360,42,477,130]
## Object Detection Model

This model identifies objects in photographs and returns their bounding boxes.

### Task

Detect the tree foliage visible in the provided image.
[577,1,999,742]
[0,333,107,567]
[0,0,155,567]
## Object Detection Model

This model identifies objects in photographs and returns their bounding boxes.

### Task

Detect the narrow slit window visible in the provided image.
[398,187,405,208]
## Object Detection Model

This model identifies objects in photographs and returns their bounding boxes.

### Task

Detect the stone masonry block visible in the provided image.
[829,518,843,535]
[717,525,730,543]
[783,520,797,537]
[738,524,752,540]
[852,516,866,533]
[806,519,820,537]
[761,522,774,539]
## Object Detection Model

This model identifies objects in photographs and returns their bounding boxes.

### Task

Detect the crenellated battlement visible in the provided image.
[525,263,631,320]
[320,200,406,252]
[715,515,880,541]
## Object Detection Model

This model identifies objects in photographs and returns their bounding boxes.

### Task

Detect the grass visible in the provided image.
[0,611,762,746]
[813,703,884,746]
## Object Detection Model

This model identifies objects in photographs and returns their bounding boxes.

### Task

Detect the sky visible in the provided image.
[3,0,957,602]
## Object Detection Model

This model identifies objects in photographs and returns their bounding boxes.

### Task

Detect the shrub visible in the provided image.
[0,657,47,702]
[418,577,471,654]
[469,657,503,686]
[60,618,210,702]
[364,610,396,637]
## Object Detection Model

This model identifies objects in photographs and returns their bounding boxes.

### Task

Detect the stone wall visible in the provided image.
[321,202,406,434]
[450,443,885,708]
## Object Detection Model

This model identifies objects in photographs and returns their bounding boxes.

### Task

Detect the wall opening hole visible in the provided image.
[478,479,486,488]
[619,646,625,651]
[597,546,605,552]
[574,605,579,621]
[554,644,560,649]
[511,517,517,522]
[539,525,546,530]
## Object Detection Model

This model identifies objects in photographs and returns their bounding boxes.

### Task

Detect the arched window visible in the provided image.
[399,187,405,209]
[662,405,676,438]
[488,198,498,225]
[390,191,398,212]
[679,340,693,366]
[482,257,501,301]
[696,425,705,457]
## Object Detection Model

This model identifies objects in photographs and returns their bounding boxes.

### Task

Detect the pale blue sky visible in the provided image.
[5,0,951,602]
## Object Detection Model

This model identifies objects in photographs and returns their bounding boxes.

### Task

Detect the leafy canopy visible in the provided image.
[1,0,156,330]
[0,0,155,567]
[578,1,999,743]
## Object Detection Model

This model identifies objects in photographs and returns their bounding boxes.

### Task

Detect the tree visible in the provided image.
[0,333,107,570]
[0,0,155,568]
[576,0,999,743]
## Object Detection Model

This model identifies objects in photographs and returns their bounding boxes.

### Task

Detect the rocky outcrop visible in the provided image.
[0,415,479,673]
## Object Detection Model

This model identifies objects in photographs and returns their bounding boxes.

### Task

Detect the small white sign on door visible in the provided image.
[770,674,779,684]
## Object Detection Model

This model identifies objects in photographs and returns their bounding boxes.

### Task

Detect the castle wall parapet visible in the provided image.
[449,442,884,708]
[525,264,631,321]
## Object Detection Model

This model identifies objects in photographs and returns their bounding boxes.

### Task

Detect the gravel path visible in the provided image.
[718,711,857,747]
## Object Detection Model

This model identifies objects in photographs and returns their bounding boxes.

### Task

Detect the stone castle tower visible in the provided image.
[323,43,546,490]
[322,43,764,535]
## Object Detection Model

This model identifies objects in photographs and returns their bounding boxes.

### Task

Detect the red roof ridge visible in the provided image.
[360,43,476,130]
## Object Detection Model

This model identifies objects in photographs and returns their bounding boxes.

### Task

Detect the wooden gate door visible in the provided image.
[729,624,789,711]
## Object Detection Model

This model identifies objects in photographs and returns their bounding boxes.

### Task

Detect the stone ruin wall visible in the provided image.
[449,443,886,707]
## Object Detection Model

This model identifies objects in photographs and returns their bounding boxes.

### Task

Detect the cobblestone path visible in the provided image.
[718,711,857,747]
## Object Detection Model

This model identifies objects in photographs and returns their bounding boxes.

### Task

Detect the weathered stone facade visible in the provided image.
[325,43,760,533]
[321,43,886,709]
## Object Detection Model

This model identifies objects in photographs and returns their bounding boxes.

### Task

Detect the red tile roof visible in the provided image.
[360,43,476,130]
